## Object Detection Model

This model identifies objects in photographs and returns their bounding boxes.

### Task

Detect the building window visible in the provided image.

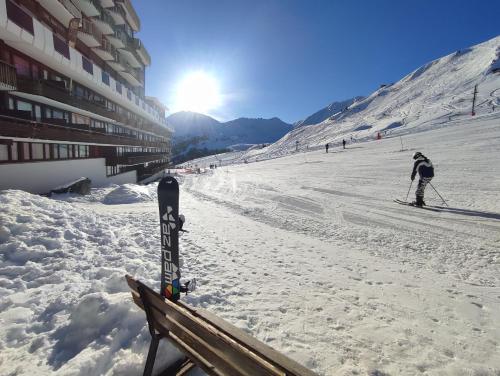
[22,142,30,160]
[12,55,30,77]
[16,100,32,112]
[44,144,50,159]
[32,143,44,160]
[0,144,8,161]
[6,0,34,35]
[102,71,110,86]
[60,144,68,159]
[127,90,132,100]
[53,144,59,159]
[53,34,70,59]
[116,81,122,94]
[82,55,93,74]
[73,113,90,125]
[11,142,18,161]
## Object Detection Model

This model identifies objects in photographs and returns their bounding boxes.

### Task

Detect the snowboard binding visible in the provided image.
[180,278,197,295]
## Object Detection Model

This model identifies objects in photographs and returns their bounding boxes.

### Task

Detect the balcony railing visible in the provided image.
[78,18,102,47]
[132,38,151,66]
[107,153,166,166]
[15,77,170,138]
[114,0,140,31]
[0,115,168,148]
[0,61,17,91]
[60,0,82,18]
[122,60,143,84]
[137,161,170,181]
[106,5,126,25]
[92,37,116,60]
[6,0,34,35]
[92,10,115,34]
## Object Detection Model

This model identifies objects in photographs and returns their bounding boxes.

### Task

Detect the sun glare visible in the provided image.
[175,71,221,113]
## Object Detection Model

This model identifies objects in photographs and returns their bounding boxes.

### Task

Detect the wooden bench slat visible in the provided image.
[143,285,283,376]
[178,302,317,376]
[125,276,317,376]
[150,307,250,376]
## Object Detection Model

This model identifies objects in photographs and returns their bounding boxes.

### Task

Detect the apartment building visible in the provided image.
[0,0,172,193]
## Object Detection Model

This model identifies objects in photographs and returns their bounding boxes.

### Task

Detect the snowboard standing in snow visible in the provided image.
[158,176,181,301]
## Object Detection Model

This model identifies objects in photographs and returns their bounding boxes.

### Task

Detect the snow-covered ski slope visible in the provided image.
[1,36,500,375]
[1,114,500,375]
[189,35,500,167]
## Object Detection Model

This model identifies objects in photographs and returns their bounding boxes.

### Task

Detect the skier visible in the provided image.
[410,152,434,207]
[325,143,329,153]
[342,139,346,149]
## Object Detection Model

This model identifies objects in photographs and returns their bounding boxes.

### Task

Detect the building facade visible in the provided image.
[0,0,171,193]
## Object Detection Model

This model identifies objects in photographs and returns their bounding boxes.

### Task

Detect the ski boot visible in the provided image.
[412,196,424,207]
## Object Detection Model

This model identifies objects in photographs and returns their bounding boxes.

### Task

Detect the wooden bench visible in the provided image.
[126,275,318,376]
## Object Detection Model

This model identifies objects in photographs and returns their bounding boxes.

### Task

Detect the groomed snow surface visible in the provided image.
[1,115,500,375]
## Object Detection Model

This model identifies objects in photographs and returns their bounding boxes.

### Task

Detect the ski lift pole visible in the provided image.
[471,84,478,116]
[405,180,413,202]
[429,182,448,207]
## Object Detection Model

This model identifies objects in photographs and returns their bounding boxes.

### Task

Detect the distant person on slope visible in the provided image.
[325,143,329,153]
[342,139,346,149]
[410,152,434,207]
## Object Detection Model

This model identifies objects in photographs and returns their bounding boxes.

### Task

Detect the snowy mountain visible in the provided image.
[167,111,292,163]
[294,96,364,128]
[190,35,499,165]
[167,111,220,139]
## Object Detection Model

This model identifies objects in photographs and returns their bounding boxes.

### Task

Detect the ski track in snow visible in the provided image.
[2,117,499,375]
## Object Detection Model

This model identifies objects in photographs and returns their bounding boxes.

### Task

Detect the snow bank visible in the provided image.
[0,190,182,375]
[103,184,157,205]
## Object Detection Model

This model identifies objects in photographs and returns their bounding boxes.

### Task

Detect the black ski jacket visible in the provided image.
[411,156,434,180]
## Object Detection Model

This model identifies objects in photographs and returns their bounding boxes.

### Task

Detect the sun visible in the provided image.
[175,71,221,113]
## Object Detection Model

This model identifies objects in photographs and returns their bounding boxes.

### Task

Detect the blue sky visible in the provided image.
[135,0,500,123]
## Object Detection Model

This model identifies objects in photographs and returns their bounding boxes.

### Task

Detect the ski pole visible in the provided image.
[429,182,448,207]
[405,180,413,202]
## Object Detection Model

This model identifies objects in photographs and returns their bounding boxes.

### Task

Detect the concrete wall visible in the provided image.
[0,158,136,194]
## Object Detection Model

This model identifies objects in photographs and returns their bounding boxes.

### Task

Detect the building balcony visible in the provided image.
[0,60,17,91]
[107,52,126,72]
[72,0,100,17]
[36,0,82,27]
[118,61,143,87]
[107,152,167,166]
[114,0,140,32]
[17,77,116,119]
[137,161,170,181]
[92,38,116,61]
[92,11,114,35]
[77,18,102,47]
[38,0,82,27]
[106,29,126,49]
[132,38,151,66]
[17,77,71,103]
[0,115,168,148]
[106,6,126,25]
[15,77,169,139]
[99,0,115,8]
[118,48,142,69]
